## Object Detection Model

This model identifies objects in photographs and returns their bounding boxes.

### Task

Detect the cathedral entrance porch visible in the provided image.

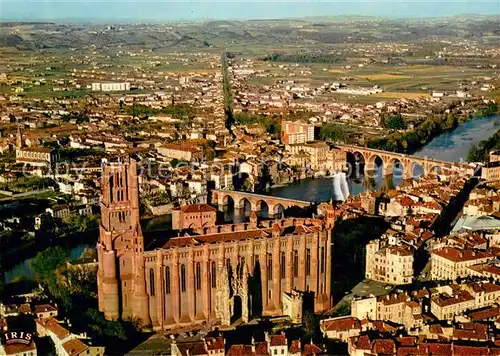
[230,295,243,324]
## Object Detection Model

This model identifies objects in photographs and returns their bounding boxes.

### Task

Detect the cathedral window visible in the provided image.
[181,264,186,292]
[165,267,171,294]
[267,254,273,281]
[293,250,298,278]
[211,261,216,288]
[196,262,201,290]
[306,249,311,276]
[280,252,285,279]
[149,268,155,296]
[320,247,325,274]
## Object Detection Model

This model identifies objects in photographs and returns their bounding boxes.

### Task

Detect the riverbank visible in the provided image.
[269,115,499,202]
[1,229,98,270]
[368,101,499,154]
[414,114,500,162]
[467,128,500,162]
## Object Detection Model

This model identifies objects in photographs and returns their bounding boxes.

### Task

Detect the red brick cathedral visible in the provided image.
[97,158,334,331]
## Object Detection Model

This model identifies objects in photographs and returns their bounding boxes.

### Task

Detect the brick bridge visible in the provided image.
[212,189,312,215]
[335,144,475,178]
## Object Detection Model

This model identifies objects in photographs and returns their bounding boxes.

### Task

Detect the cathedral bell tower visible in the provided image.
[325,202,336,229]
[97,157,151,326]
[16,124,23,149]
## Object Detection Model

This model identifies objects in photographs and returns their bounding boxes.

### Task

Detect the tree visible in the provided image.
[302,311,319,341]
[86,308,127,340]
[466,142,483,162]
[382,114,406,130]
[62,213,99,233]
[79,248,97,262]
[242,178,254,192]
[319,123,349,142]
[31,247,72,307]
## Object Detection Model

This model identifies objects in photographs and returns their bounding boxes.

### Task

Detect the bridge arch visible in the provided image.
[273,203,285,218]
[223,194,235,207]
[410,161,425,179]
[335,144,472,181]
[236,197,252,216]
[430,165,442,174]
[366,154,385,177]
[346,151,366,178]
[254,200,270,218]
[387,157,405,176]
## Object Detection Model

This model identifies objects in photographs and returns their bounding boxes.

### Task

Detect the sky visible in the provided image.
[1,0,499,22]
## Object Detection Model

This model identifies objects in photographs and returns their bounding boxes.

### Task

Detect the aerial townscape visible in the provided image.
[0,1,500,355]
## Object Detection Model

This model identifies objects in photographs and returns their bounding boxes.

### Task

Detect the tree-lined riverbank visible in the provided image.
[368,101,499,154]
[467,128,500,162]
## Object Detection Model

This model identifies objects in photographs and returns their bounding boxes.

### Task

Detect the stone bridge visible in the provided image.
[335,144,475,179]
[212,189,312,215]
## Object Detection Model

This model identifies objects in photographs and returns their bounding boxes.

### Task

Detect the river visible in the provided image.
[269,114,500,202]
[4,114,499,283]
[4,243,94,283]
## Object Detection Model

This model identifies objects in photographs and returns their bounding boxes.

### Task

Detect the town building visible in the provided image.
[91,82,130,91]
[320,316,361,342]
[490,150,500,163]
[36,317,105,356]
[16,147,59,166]
[351,293,424,329]
[481,161,500,181]
[430,247,493,281]
[157,143,202,161]
[431,288,475,320]
[171,204,217,230]
[365,240,414,285]
[430,282,500,320]
[286,142,332,172]
[0,340,37,356]
[171,336,224,356]
[46,205,71,220]
[97,157,334,331]
[33,304,58,319]
[281,121,314,145]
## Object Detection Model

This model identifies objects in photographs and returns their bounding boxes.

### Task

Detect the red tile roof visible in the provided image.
[205,337,224,351]
[353,335,371,350]
[36,317,70,340]
[62,338,89,356]
[180,204,217,213]
[302,343,322,356]
[2,342,36,356]
[269,335,287,347]
[468,282,500,294]
[419,343,452,356]
[432,290,474,307]
[33,304,58,314]
[429,324,444,334]
[226,344,255,356]
[397,346,419,356]
[372,339,395,355]
[468,306,500,321]
[289,340,301,354]
[320,317,360,332]
[432,247,492,262]
[453,345,489,356]
[397,337,417,347]
[255,342,269,355]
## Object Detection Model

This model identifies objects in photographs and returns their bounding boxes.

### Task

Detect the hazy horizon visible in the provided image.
[1,0,499,22]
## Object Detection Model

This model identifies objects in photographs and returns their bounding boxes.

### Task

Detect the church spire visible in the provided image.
[16,124,23,149]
